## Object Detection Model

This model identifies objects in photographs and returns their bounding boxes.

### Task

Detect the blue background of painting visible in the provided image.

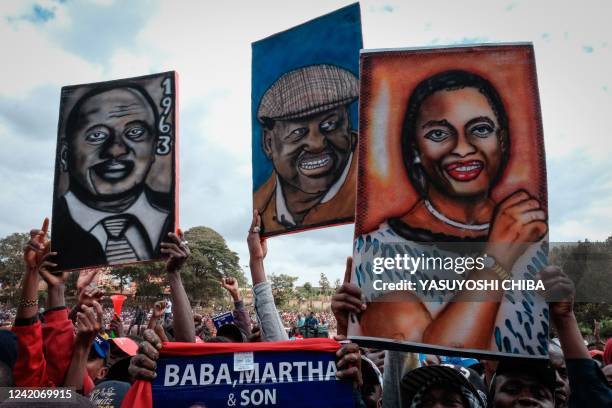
[251,3,362,191]
[151,350,354,408]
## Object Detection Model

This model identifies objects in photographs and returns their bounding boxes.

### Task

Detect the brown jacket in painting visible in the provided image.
[254,153,357,236]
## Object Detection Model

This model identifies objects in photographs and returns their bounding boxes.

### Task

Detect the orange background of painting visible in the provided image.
[355,44,547,236]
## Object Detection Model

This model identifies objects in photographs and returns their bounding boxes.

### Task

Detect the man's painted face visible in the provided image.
[414,87,503,199]
[493,373,554,408]
[263,106,352,195]
[67,88,156,197]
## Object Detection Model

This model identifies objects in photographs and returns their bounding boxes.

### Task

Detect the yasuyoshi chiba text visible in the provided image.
[371,279,545,292]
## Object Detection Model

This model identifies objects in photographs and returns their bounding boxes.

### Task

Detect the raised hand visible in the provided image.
[161,229,190,273]
[36,251,67,287]
[110,314,125,338]
[247,210,267,261]
[331,257,366,336]
[334,335,362,388]
[128,329,162,381]
[24,218,50,271]
[76,269,101,294]
[538,265,575,322]
[75,301,103,346]
[220,276,240,298]
[153,301,166,319]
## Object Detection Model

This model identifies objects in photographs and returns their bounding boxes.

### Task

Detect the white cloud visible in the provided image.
[0,0,611,286]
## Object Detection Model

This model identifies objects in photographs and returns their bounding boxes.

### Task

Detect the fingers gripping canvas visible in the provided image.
[349,45,549,358]
[51,71,178,271]
[251,3,363,237]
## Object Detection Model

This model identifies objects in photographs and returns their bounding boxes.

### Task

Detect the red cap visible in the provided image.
[110,337,138,357]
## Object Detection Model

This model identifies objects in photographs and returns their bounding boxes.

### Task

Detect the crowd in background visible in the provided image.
[0,212,611,408]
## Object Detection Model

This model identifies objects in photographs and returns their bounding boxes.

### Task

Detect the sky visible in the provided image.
[0,0,610,285]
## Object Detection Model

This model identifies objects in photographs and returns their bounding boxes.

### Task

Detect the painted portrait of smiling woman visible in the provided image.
[350,45,549,358]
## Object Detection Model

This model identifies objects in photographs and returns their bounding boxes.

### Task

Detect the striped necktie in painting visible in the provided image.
[102,216,139,264]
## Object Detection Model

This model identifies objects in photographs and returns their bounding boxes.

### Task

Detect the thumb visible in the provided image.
[343,257,352,284]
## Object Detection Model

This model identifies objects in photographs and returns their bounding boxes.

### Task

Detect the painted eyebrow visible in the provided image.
[421,119,452,129]
[465,116,495,129]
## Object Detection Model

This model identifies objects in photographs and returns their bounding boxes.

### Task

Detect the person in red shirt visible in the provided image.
[12,218,103,395]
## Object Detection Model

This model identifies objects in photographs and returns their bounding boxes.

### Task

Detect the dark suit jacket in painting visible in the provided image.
[52,188,173,271]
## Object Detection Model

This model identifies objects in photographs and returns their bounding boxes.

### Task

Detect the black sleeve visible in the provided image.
[566,358,612,408]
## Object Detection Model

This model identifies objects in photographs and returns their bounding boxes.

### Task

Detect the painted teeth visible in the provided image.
[300,157,330,170]
[456,165,480,171]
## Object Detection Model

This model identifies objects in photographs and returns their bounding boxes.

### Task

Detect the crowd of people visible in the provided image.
[0,212,610,408]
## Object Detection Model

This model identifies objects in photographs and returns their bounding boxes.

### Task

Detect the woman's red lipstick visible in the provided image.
[444,160,484,181]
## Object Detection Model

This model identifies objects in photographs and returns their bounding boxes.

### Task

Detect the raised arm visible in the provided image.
[64,301,103,392]
[247,210,287,341]
[12,219,52,387]
[221,276,252,336]
[540,265,612,407]
[161,230,194,342]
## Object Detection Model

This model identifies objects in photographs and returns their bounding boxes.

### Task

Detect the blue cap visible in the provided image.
[442,356,481,369]
[92,335,110,359]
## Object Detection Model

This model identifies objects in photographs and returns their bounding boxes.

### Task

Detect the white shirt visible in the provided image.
[275,152,353,226]
[64,190,169,263]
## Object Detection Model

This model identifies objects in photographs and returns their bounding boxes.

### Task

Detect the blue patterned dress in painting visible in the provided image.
[352,221,549,357]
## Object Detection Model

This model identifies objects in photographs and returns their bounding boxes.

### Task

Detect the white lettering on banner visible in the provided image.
[278,362,292,383]
[261,363,276,383]
[180,364,197,386]
[240,389,277,406]
[164,364,180,386]
[308,361,323,381]
[325,361,336,381]
[294,361,306,382]
[200,363,214,385]
[216,364,232,385]
[163,360,340,387]
[239,363,260,384]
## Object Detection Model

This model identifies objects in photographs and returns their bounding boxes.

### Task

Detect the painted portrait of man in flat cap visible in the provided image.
[251,4,362,237]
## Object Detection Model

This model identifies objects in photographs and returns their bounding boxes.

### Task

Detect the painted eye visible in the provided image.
[290,128,308,137]
[125,126,146,140]
[85,131,109,144]
[470,124,494,137]
[320,120,338,132]
[424,129,450,142]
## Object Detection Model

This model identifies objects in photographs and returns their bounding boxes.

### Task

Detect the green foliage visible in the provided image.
[552,238,612,334]
[179,227,245,305]
[319,273,331,295]
[110,226,245,304]
[600,320,612,339]
[0,233,29,301]
[270,273,298,308]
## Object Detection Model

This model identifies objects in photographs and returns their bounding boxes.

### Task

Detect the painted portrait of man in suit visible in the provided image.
[52,72,177,271]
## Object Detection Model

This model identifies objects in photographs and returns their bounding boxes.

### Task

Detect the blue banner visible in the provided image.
[151,349,354,407]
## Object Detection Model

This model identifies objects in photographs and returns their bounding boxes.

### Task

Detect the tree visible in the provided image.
[333,278,341,291]
[0,233,29,302]
[110,226,245,305]
[319,273,331,296]
[302,282,314,308]
[269,273,298,309]
[179,226,246,305]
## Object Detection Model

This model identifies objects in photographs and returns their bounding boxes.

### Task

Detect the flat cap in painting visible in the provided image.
[257,64,358,123]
